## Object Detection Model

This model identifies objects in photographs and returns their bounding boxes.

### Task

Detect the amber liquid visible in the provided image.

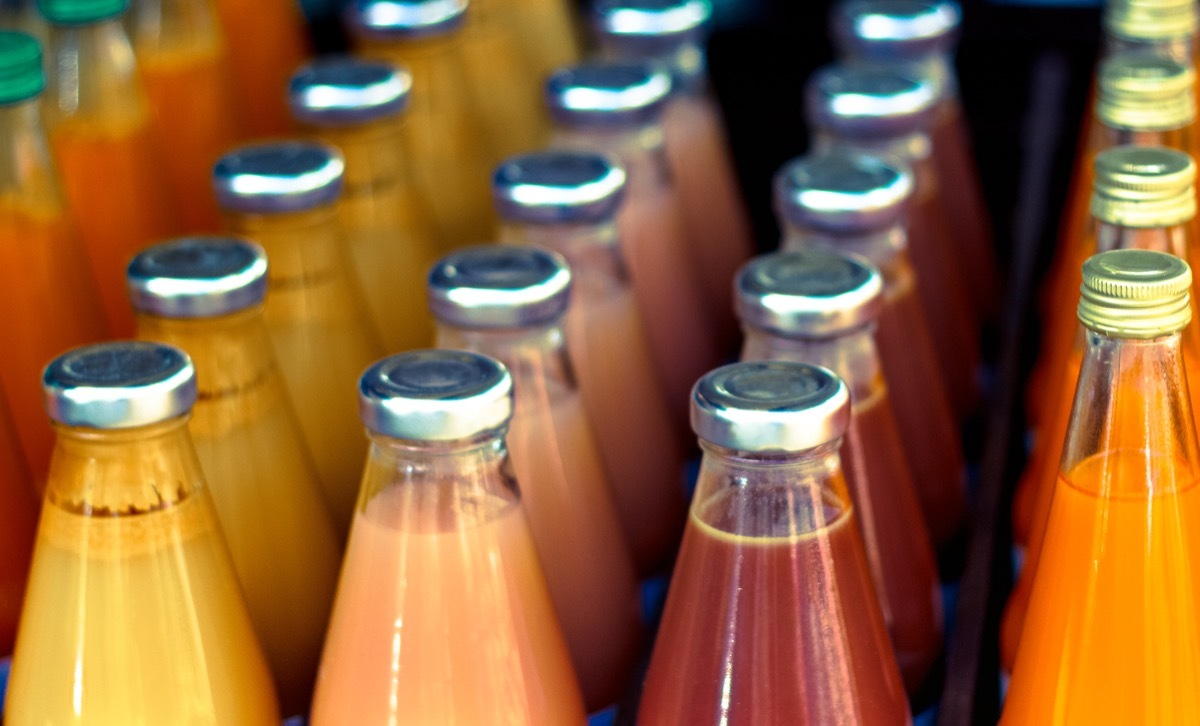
[503,0,579,78]
[0,398,36,656]
[212,0,307,136]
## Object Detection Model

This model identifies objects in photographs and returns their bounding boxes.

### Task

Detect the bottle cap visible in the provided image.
[492,151,627,224]
[0,31,43,104]
[289,57,413,126]
[428,245,572,328]
[43,342,198,429]
[344,0,467,39]
[214,141,345,215]
[831,0,960,60]
[1104,0,1197,42]
[37,0,128,24]
[692,361,851,452]
[1077,248,1192,338]
[592,0,710,41]
[1096,52,1194,132]
[545,61,673,128]
[359,349,513,440]
[774,150,913,232]
[737,250,884,337]
[1090,146,1196,228]
[128,237,268,319]
[806,64,938,139]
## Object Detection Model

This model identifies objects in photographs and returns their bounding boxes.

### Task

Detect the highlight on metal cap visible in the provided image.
[1104,0,1197,42]
[831,0,960,60]
[691,361,852,452]
[213,141,345,214]
[592,0,711,41]
[127,237,269,319]
[1096,52,1195,132]
[43,341,198,429]
[1090,146,1196,228]
[0,31,43,105]
[359,349,513,440]
[736,250,884,337]
[492,151,628,224]
[806,64,938,139]
[774,150,914,232]
[344,0,468,39]
[428,245,572,328]
[1077,248,1192,339]
[37,0,128,24]
[289,57,413,126]
[545,61,673,128]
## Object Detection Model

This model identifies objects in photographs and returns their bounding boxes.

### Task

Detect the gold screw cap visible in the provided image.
[1104,0,1197,42]
[1078,249,1192,338]
[1096,52,1194,131]
[1090,146,1196,228]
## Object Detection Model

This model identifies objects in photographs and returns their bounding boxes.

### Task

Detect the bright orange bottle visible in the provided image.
[0,388,37,657]
[497,0,578,79]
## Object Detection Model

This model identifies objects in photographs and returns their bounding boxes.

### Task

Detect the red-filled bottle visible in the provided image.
[0,387,36,657]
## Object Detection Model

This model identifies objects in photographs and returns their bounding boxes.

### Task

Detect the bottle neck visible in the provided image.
[551,122,671,192]
[0,96,61,204]
[135,307,276,398]
[1093,219,1192,258]
[601,38,709,97]
[740,325,884,404]
[223,205,345,287]
[131,0,224,57]
[847,52,958,101]
[498,219,632,290]
[308,118,415,196]
[1094,122,1193,150]
[1103,32,1195,67]
[811,128,933,163]
[434,322,579,406]
[44,17,149,129]
[780,222,914,294]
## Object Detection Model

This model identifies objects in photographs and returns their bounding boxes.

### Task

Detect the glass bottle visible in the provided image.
[289,57,441,352]
[493,151,688,572]
[638,361,910,725]
[776,150,966,546]
[37,0,181,336]
[0,0,46,43]
[500,0,577,79]
[127,237,342,717]
[5,341,279,724]
[214,141,383,538]
[547,61,720,414]
[310,350,587,725]
[0,30,107,485]
[737,249,943,697]
[345,0,496,251]
[0,389,37,657]
[210,0,307,136]
[130,0,244,232]
[807,63,980,419]
[428,245,643,710]
[1002,249,1200,724]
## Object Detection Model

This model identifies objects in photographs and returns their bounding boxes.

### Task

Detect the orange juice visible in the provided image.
[211,0,308,136]
[505,0,579,78]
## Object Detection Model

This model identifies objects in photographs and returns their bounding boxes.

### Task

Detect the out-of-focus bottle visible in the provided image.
[1103,0,1198,99]
[638,361,911,725]
[428,245,643,710]
[127,237,342,718]
[5,341,279,724]
[0,389,37,657]
[0,0,46,42]
[493,151,688,573]
[593,0,753,349]
[210,0,307,136]
[131,0,244,232]
[37,0,181,336]
[546,61,719,416]
[289,57,441,352]
[1002,250,1200,724]
[214,141,383,538]
[776,150,966,546]
[807,64,981,419]
[345,0,495,251]
[311,350,588,725]
[499,0,578,79]
[0,30,108,485]
[736,249,943,697]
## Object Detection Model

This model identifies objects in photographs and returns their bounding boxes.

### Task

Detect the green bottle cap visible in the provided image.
[37,0,130,25]
[0,31,43,105]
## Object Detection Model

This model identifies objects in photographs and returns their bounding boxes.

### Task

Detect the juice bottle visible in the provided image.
[210,0,307,136]
[1001,249,1200,724]
[345,0,496,251]
[0,389,37,657]
[0,0,45,43]
[807,64,981,419]
[594,0,753,351]
[833,0,998,322]
[5,341,279,724]
[289,57,441,352]
[428,245,643,709]
[0,30,107,485]
[500,0,578,79]
[638,361,911,725]
[214,141,383,538]
[128,237,342,717]
[493,150,688,572]
[547,61,720,416]
[131,0,244,232]
[310,349,587,725]
[777,150,966,546]
[737,249,943,697]
[37,0,181,336]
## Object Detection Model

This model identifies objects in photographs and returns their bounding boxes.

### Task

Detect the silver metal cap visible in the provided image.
[359,349,513,440]
[593,0,711,41]
[344,0,467,39]
[214,141,345,214]
[736,250,884,337]
[43,342,198,429]
[806,64,938,138]
[492,151,627,224]
[289,57,413,126]
[428,245,572,328]
[692,361,851,452]
[127,237,268,319]
[545,61,673,128]
[774,150,914,231]
[832,0,960,60]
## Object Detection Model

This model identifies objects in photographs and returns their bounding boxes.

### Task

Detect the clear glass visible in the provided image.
[499,0,579,79]
[135,306,342,717]
[4,416,280,724]
[0,391,37,657]
[310,432,588,724]
[42,17,182,336]
[222,204,383,538]
[0,97,109,484]
[210,0,307,136]
[638,439,911,725]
